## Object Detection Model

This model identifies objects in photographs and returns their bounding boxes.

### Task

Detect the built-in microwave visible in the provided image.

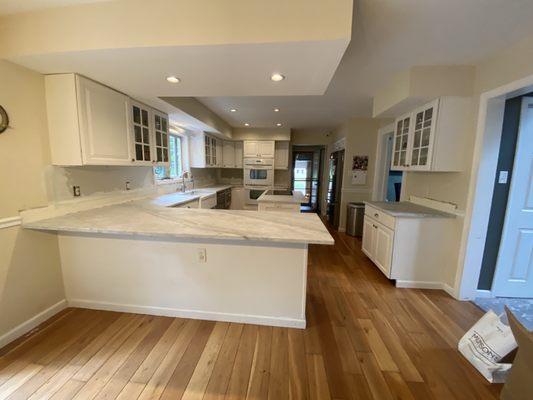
[244,158,274,187]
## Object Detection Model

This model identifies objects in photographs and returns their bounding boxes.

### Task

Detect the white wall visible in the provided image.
[0,60,65,342]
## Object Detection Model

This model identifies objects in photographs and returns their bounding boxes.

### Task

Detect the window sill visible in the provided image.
[155,178,183,186]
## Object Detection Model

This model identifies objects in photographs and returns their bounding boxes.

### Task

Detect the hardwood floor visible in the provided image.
[0,229,501,399]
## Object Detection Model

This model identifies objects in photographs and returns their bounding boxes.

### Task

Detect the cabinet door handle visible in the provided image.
[374,213,379,218]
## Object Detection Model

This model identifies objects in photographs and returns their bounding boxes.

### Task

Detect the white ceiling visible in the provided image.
[0,0,109,15]
[198,0,533,129]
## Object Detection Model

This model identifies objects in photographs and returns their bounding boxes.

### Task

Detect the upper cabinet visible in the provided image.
[190,132,223,168]
[152,110,169,165]
[274,141,290,169]
[243,141,275,158]
[391,97,471,172]
[45,73,169,166]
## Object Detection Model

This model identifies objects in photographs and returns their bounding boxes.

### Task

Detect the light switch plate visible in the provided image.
[498,171,508,184]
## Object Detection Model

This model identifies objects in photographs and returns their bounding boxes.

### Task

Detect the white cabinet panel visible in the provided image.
[77,76,132,165]
[244,141,275,158]
[244,141,259,158]
[223,141,235,168]
[391,97,470,172]
[234,141,243,168]
[362,218,375,258]
[274,141,290,169]
[374,224,394,277]
[258,141,275,158]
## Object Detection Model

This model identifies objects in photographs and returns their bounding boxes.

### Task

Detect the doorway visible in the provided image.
[487,95,533,298]
[326,149,344,229]
[459,81,533,302]
[292,146,324,213]
[373,125,403,202]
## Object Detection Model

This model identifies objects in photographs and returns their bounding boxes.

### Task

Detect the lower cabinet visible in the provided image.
[362,216,394,277]
[361,203,456,287]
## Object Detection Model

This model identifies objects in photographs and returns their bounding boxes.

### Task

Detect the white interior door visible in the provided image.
[493,97,533,298]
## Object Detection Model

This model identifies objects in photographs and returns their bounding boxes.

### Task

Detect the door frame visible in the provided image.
[457,73,533,300]
[372,123,396,201]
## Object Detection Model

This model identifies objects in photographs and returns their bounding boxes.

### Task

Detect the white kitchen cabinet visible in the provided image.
[152,109,169,166]
[46,74,132,166]
[391,97,471,172]
[361,216,393,277]
[189,132,222,168]
[222,141,237,168]
[243,141,275,158]
[230,187,245,210]
[234,141,243,168]
[129,100,153,165]
[45,73,169,167]
[362,203,456,287]
[274,141,290,169]
[199,194,217,209]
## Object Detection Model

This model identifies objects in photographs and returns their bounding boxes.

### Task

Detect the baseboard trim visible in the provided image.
[0,299,67,349]
[68,299,306,329]
[395,280,459,299]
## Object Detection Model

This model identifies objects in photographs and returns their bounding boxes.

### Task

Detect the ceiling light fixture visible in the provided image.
[244,123,250,127]
[273,108,280,112]
[230,108,237,112]
[166,76,180,83]
[276,123,282,127]
[270,73,285,82]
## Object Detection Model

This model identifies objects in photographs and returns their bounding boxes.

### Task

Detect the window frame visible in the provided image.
[154,129,187,182]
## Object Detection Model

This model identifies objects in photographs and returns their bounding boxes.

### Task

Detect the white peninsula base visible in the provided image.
[58,233,308,328]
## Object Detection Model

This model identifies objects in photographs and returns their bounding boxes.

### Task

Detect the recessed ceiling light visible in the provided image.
[166,76,180,83]
[273,108,280,112]
[270,73,285,82]
[276,123,282,127]
[230,108,237,112]
[244,123,250,127]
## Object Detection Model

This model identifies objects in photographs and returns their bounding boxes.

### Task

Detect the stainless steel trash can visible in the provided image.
[346,202,365,237]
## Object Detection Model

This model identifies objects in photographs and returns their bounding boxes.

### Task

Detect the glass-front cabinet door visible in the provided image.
[153,111,169,165]
[130,101,152,164]
[409,99,438,170]
[391,113,411,170]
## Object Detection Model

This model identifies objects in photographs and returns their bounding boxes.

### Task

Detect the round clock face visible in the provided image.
[0,106,8,134]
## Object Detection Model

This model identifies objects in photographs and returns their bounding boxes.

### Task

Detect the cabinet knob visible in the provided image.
[374,213,379,218]
[131,158,135,162]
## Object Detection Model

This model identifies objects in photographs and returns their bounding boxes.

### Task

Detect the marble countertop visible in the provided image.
[151,185,232,207]
[24,188,334,245]
[364,201,456,218]
[257,190,307,204]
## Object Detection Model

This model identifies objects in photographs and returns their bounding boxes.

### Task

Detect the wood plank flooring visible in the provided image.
[0,228,502,399]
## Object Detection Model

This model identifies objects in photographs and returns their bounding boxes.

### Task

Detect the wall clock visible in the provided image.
[0,106,8,134]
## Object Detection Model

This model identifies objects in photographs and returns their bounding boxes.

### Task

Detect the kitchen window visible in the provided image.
[154,132,185,180]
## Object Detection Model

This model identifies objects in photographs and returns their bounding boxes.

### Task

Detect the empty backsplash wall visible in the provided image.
[45,166,155,202]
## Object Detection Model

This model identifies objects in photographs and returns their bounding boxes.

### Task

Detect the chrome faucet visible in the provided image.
[181,172,195,193]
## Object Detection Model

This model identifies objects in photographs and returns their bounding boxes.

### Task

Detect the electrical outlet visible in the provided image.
[73,186,81,197]
[125,181,131,190]
[198,248,207,263]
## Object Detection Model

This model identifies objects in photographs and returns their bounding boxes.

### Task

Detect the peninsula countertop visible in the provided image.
[257,189,307,204]
[24,193,334,245]
[364,201,456,218]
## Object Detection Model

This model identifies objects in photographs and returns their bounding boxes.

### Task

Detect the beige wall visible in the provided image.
[331,118,390,230]
[0,0,352,59]
[402,34,533,288]
[0,60,65,339]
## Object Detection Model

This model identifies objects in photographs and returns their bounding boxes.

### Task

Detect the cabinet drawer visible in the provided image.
[365,205,395,230]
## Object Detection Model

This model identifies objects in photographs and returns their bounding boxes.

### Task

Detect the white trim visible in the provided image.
[395,280,459,299]
[0,216,22,229]
[341,188,371,194]
[473,289,494,299]
[68,299,306,329]
[372,123,395,201]
[456,72,533,300]
[0,300,67,349]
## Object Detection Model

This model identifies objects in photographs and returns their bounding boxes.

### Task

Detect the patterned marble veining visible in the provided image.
[365,201,456,218]
[24,196,334,245]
